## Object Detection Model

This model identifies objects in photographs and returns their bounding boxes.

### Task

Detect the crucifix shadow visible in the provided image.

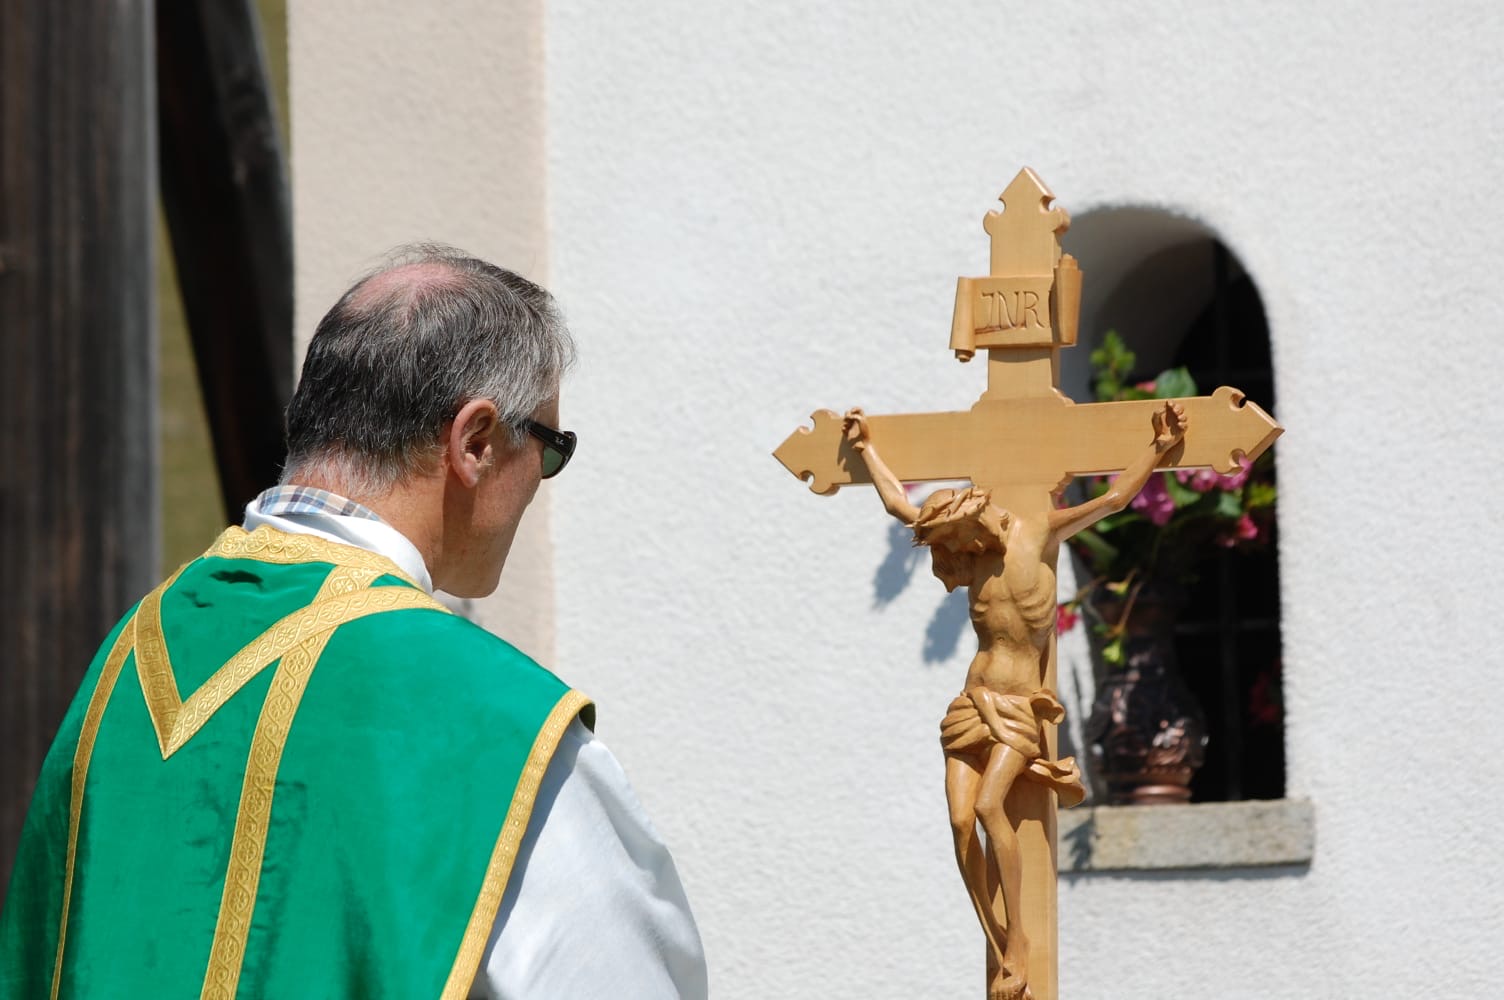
[870,519,972,664]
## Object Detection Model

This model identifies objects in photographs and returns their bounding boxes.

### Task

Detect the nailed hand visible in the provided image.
[1152,400,1188,452]
[842,407,870,451]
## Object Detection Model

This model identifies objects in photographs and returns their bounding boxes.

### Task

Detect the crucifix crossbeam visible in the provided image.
[773,168,1281,1000]
[775,385,1279,497]
[776,168,1279,507]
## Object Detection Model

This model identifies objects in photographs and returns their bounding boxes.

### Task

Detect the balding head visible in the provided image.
[282,243,575,496]
[344,260,465,312]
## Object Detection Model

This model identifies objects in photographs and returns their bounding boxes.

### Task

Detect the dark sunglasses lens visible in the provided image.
[541,446,564,478]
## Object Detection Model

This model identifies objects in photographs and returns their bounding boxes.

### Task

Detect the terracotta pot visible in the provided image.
[1083,586,1208,805]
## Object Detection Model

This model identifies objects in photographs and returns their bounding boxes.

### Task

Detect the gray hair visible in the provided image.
[282,243,575,495]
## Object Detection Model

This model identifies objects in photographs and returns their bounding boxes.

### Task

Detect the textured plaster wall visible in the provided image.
[291,1,1504,996]
[288,0,555,662]
[543,2,1504,997]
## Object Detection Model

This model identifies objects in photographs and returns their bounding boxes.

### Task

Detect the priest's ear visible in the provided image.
[446,399,501,488]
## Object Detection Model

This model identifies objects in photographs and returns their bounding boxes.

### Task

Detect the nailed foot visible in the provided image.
[988,969,1033,1000]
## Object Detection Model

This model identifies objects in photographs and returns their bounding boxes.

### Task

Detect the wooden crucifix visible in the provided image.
[773,167,1281,1000]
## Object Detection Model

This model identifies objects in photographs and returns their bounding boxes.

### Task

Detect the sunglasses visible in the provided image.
[521,419,577,479]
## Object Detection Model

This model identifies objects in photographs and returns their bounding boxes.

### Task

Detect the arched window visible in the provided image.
[1063,209,1283,803]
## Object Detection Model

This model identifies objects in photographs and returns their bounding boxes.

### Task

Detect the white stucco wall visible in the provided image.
[544,3,1504,997]
[294,1,1504,996]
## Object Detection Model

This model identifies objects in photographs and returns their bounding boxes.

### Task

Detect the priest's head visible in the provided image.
[281,244,576,597]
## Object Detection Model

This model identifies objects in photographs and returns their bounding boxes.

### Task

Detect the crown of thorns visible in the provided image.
[909,486,1010,547]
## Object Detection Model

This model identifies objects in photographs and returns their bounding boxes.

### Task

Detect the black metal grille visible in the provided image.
[1166,242,1284,802]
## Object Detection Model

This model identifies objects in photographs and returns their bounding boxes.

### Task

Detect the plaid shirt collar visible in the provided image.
[250,485,386,523]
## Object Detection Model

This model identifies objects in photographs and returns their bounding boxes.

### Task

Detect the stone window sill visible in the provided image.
[1057,798,1315,873]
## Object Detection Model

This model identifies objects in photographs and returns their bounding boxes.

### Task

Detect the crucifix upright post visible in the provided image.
[774,168,1281,1000]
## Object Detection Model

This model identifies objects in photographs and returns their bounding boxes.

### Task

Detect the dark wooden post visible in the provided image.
[158,0,293,516]
[0,1,158,899]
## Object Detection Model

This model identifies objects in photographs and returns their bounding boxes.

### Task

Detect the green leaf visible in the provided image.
[1092,509,1138,534]
[1071,527,1119,566]
[1153,366,1198,399]
[1099,330,1133,367]
[1246,481,1277,508]
[1089,331,1138,402]
[1215,490,1244,519]
[1102,637,1125,666]
[1163,472,1202,508]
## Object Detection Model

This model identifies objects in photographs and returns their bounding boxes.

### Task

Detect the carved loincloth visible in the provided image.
[940,688,1086,807]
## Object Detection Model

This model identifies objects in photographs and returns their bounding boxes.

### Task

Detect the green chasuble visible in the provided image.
[0,526,592,999]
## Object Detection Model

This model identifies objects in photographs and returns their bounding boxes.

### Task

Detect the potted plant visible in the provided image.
[1058,331,1277,804]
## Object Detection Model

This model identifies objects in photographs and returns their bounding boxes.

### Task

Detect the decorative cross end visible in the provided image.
[951,168,1081,361]
[772,409,868,496]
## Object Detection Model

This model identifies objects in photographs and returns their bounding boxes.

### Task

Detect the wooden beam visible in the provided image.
[0,0,158,900]
[157,0,293,516]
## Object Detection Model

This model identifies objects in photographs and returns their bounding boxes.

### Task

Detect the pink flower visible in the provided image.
[1248,662,1282,726]
[1174,467,1222,493]
[1217,456,1252,491]
[1249,670,1280,725]
[1135,380,1157,393]
[1056,604,1080,633]
[1129,473,1175,526]
[1175,457,1252,494]
[1218,513,1259,547]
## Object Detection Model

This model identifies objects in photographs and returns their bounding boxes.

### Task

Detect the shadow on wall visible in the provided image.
[1059,858,1309,884]
[871,520,923,608]
[871,518,973,666]
[1058,205,1223,398]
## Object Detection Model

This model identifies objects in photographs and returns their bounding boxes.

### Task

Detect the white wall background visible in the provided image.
[295,2,1504,996]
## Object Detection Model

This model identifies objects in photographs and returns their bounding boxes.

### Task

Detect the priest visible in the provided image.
[0,244,708,999]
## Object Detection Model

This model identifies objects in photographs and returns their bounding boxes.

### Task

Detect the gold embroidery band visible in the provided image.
[205,525,420,588]
[440,690,595,1000]
[133,568,188,748]
[51,537,439,999]
[135,583,446,758]
[49,620,139,1000]
[199,565,378,1000]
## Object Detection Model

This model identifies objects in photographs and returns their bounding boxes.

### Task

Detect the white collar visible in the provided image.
[242,497,436,594]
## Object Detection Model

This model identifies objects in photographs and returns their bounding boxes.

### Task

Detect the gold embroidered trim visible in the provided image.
[440,690,594,1000]
[49,622,137,1000]
[50,536,444,999]
[133,568,187,741]
[205,525,420,588]
[199,565,379,1000]
[135,582,446,758]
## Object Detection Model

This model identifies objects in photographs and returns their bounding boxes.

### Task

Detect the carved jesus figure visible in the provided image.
[842,400,1188,1000]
